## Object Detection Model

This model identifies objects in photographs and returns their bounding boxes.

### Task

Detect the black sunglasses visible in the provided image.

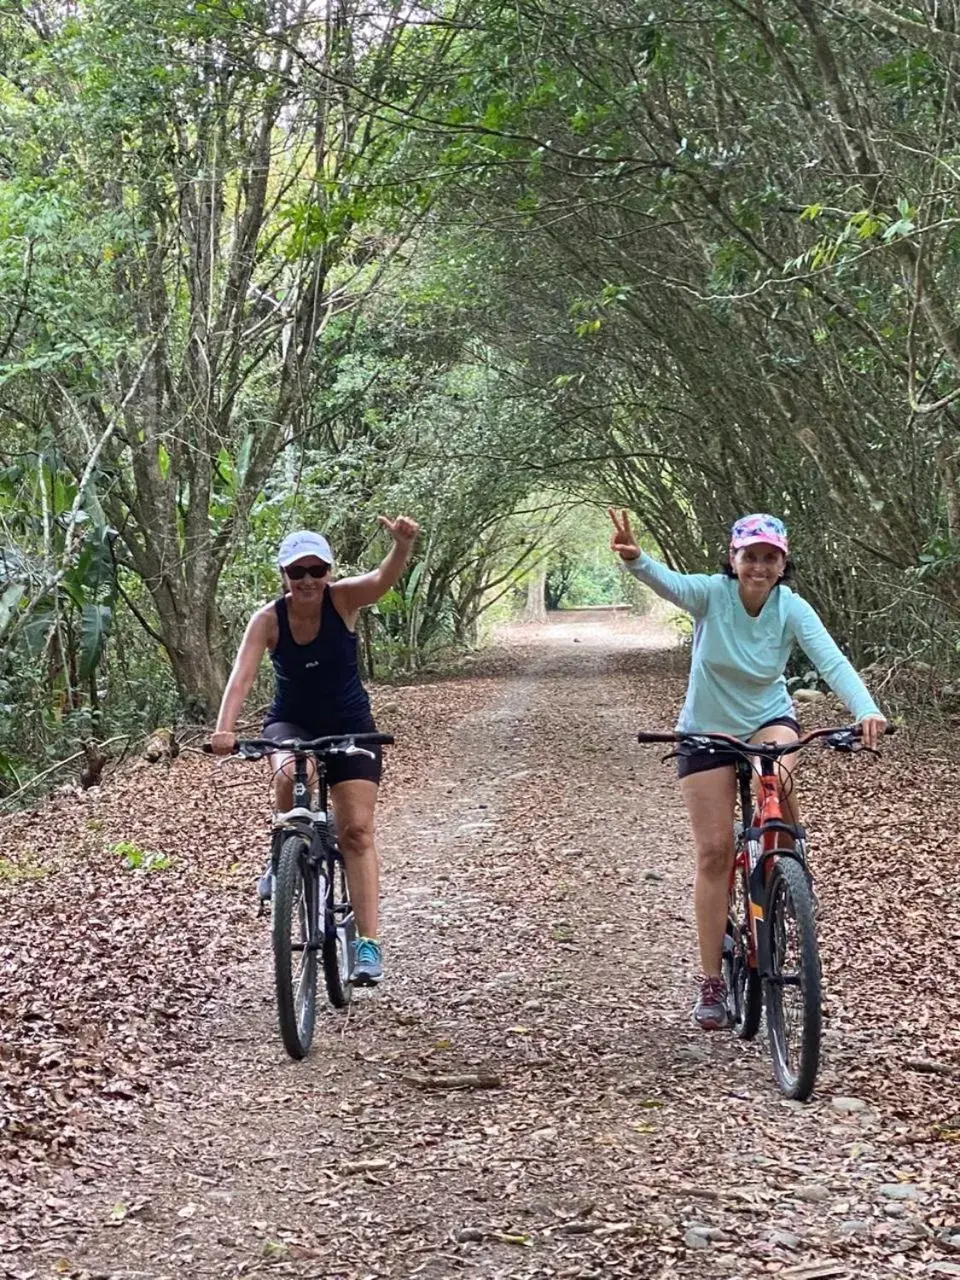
[284,563,330,580]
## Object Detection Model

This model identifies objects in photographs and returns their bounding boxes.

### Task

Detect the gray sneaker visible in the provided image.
[351,938,383,987]
[257,857,273,901]
[694,975,730,1030]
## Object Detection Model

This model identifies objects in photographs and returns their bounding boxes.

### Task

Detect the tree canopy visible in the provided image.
[1,0,958,792]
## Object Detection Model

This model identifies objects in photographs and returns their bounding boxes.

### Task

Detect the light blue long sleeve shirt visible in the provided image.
[625,553,881,735]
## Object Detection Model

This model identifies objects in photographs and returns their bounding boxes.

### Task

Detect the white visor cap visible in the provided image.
[277,530,334,568]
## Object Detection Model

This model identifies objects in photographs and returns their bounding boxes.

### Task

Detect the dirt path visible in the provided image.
[3,612,959,1279]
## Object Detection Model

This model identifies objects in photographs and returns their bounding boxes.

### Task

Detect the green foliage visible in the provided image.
[541,506,633,609]
[80,602,112,680]
[0,440,120,781]
[1,0,959,797]
[0,854,48,883]
[401,0,960,686]
[110,840,169,872]
[549,556,630,609]
[915,535,960,580]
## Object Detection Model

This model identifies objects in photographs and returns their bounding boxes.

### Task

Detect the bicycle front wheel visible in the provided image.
[322,851,355,1009]
[764,854,821,1100]
[273,835,319,1060]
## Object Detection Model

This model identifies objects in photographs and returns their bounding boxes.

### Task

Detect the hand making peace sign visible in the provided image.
[608,508,640,562]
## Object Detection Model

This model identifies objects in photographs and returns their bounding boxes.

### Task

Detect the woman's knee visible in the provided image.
[695,838,734,877]
[338,819,375,854]
[273,771,294,803]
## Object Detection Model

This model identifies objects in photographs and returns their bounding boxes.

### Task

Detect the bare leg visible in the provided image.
[330,779,380,940]
[749,724,802,844]
[267,751,317,813]
[680,765,738,978]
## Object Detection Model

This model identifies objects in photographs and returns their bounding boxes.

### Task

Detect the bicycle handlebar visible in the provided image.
[204,732,395,761]
[637,723,896,758]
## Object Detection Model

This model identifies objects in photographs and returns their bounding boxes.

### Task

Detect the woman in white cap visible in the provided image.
[211,515,419,986]
[608,509,887,1030]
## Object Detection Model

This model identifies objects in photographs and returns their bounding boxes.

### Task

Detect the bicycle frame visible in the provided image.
[206,729,392,1055]
[269,751,331,857]
[268,752,349,951]
[637,721,893,1099]
[735,753,808,980]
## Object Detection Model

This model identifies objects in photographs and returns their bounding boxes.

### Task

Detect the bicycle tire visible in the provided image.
[764,853,821,1100]
[724,857,762,1040]
[322,851,355,1009]
[272,834,319,1060]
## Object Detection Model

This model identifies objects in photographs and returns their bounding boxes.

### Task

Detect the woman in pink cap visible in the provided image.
[211,515,419,987]
[609,509,887,1030]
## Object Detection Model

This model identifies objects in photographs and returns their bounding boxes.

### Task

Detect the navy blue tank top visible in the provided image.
[266,591,372,731]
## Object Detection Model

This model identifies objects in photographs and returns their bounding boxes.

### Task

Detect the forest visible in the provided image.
[1,0,958,795]
[4,7,960,1275]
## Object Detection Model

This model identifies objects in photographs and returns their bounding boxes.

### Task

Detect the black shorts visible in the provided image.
[676,716,800,779]
[262,719,383,786]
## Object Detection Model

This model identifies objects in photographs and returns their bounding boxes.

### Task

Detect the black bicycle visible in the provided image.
[210,731,393,1059]
[637,723,893,1100]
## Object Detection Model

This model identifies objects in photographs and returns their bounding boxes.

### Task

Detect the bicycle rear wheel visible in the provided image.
[724,852,762,1040]
[764,853,821,1100]
[322,850,355,1009]
[273,835,319,1059]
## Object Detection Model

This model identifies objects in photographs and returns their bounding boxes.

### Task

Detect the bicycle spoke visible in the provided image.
[772,879,805,1070]
[273,836,319,1059]
[225,735,391,1056]
[321,853,356,1008]
[723,846,762,1040]
[290,874,312,1029]
[765,856,821,1099]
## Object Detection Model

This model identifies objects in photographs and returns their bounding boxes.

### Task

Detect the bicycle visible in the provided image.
[208,731,394,1060]
[636,723,893,1100]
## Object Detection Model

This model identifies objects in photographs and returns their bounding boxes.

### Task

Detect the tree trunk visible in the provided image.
[524,565,547,621]
[148,578,232,721]
[29,0,439,723]
[167,624,232,723]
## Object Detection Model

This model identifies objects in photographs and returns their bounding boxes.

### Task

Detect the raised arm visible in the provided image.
[210,607,273,753]
[791,598,887,746]
[333,515,421,618]
[609,507,712,619]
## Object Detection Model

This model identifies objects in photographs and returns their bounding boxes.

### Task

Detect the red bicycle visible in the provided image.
[638,723,894,1100]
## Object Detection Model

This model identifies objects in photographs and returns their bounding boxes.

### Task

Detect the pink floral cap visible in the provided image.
[730,513,788,554]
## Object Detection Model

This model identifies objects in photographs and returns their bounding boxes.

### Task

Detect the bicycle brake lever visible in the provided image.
[342,744,376,760]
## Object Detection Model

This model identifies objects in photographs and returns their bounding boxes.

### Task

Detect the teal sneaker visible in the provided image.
[351,938,383,987]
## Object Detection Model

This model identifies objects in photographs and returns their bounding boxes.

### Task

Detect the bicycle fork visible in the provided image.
[743,764,808,981]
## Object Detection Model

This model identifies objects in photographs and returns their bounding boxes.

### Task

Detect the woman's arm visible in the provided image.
[609,507,712,618]
[333,515,420,618]
[210,607,273,753]
[791,597,887,742]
